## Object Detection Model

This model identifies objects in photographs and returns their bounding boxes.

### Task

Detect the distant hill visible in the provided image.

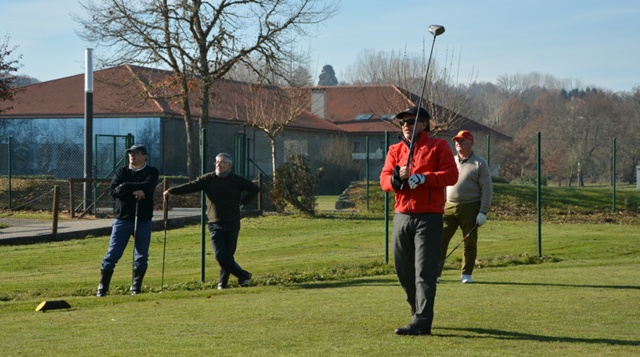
[0,73,40,87]
[13,75,40,87]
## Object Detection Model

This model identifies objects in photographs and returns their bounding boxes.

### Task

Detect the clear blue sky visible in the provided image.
[2,0,639,92]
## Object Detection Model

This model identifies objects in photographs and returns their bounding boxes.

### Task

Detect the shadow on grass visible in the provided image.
[473,281,640,290]
[296,277,397,289]
[438,327,640,346]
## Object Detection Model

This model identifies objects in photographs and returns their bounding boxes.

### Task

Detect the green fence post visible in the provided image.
[246,137,252,178]
[366,136,370,212]
[8,136,12,210]
[201,128,207,283]
[537,132,542,257]
[93,135,97,214]
[486,134,491,172]
[612,137,616,213]
[234,132,247,178]
[384,132,389,264]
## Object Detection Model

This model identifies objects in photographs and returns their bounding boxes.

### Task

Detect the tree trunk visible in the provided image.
[199,79,211,176]
[185,120,197,179]
[270,136,277,183]
[177,77,197,179]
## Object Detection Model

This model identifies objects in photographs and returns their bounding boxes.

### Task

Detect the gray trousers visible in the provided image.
[392,212,442,328]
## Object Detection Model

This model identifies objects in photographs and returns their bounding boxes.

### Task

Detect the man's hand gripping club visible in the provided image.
[392,165,426,190]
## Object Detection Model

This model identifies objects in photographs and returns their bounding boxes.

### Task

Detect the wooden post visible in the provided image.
[163,178,169,220]
[258,173,263,211]
[52,185,60,236]
[68,180,75,218]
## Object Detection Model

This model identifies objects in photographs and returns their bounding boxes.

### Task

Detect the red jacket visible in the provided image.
[380,132,458,214]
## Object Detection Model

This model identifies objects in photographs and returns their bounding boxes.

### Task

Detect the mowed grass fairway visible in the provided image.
[1,216,639,356]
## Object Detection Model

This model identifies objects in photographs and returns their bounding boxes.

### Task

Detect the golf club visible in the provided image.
[131,199,139,292]
[439,224,478,268]
[400,24,445,189]
[161,196,168,292]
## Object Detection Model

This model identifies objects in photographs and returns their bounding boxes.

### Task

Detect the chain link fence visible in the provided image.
[1,132,639,239]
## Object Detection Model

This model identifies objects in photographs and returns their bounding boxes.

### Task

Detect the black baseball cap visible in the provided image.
[125,144,148,155]
[395,106,430,121]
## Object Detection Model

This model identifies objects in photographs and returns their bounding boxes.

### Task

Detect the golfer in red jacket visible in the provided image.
[380,106,458,335]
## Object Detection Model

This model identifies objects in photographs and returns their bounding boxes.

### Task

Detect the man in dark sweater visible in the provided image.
[163,153,259,289]
[97,144,159,296]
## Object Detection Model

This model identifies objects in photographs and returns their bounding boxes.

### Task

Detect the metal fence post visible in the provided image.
[8,136,12,210]
[52,185,60,237]
[93,134,98,215]
[612,137,616,212]
[384,131,389,264]
[486,134,491,172]
[200,128,207,282]
[365,136,369,211]
[537,132,542,257]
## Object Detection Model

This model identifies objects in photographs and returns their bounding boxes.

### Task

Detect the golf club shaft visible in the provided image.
[400,26,443,189]
[132,199,139,288]
[439,224,478,268]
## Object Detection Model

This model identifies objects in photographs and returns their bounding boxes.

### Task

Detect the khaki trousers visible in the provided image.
[438,201,480,276]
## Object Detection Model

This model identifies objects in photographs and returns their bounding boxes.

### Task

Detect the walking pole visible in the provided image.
[439,224,479,268]
[161,196,168,292]
[132,199,139,292]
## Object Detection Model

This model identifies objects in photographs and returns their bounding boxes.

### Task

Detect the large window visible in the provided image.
[0,117,160,178]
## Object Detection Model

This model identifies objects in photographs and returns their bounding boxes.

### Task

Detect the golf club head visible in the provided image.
[428,25,445,36]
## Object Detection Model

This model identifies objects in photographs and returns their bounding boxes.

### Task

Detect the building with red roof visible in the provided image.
[0,65,508,194]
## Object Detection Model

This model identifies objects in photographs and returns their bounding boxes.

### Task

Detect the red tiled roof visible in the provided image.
[4,65,169,117]
[304,84,510,140]
[2,65,508,139]
[306,85,411,123]
[1,65,343,133]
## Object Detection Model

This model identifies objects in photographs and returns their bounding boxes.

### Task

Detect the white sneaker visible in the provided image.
[461,274,473,284]
[436,277,440,283]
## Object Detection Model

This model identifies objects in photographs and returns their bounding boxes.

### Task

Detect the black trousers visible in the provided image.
[208,221,250,286]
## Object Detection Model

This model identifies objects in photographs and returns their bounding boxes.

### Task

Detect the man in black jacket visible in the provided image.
[97,144,159,296]
[163,153,259,289]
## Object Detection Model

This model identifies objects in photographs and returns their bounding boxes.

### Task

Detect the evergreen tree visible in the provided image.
[318,64,338,86]
[0,34,22,114]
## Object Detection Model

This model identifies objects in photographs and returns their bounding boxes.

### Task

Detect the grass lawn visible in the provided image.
[1,215,639,356]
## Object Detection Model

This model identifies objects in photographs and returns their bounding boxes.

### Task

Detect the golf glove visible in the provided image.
[408,173,426,189]
[476,213,487,226]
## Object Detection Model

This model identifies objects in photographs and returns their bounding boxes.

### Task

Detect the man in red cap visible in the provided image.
[438,130,493,284]
[380,106,458,336]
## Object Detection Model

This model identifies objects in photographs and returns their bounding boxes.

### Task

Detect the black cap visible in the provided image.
[396,106,430,121]
[125,144,148,155]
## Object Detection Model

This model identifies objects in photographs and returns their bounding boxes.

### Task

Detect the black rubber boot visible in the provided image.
[96,269,114,297]
[131,270,146,295]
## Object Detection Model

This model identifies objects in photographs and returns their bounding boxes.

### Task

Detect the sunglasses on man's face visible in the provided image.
[399,119,416,126]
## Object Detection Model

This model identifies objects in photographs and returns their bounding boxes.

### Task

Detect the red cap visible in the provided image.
[452,130,474,142]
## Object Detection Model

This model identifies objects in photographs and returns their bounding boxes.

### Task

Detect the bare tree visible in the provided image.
[0,34,22,114]
[224,51,314,87]
[428,47,478,133]
[74,0,339,178]
[616,89,640,183]
[342,47,424,88]
[340,45,476,135]
[231,82,308,183]
[521,89,617,186]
